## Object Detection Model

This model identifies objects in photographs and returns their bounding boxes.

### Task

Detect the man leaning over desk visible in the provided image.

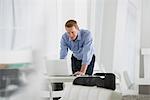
[60,19,95,76]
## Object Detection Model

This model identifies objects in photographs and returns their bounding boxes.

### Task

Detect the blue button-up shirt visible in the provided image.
[60,29,94,65]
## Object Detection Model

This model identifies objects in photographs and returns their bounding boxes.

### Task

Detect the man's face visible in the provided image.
[65,26,78,40]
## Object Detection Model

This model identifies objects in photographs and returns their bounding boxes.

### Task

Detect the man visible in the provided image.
[60,19,95,76]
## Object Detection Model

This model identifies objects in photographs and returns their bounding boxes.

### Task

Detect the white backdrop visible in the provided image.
[0,0,141,92]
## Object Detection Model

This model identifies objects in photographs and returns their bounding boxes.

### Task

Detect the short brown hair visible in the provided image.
[65,19,79,30]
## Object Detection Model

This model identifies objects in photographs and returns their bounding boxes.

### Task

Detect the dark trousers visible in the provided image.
[71,54,95,75]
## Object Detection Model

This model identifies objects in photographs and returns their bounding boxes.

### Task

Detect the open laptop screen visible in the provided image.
[46,59,70,76]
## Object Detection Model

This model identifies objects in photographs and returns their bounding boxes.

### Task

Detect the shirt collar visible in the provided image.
[69,31,81,41]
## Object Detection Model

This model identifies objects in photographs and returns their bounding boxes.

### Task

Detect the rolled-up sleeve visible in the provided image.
[82,32,93,65]
[60,36,68,59]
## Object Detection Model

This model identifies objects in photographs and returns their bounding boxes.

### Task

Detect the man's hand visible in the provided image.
[74,64,88,76]
[74,71,85,76]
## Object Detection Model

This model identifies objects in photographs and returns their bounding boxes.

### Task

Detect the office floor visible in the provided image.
[122,95,150,100]
[41,95,150,100]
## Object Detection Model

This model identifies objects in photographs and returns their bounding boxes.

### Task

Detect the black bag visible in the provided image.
[73,73,115,90]
[94,73,115,90]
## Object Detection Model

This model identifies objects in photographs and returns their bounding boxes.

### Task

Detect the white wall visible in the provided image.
[113,0,141,93]
[141,0,150,48]
[140,0,150,78]
[0,0,14,50]
[100,0,117,72]
[91,0,104,67]
[113,0,129,75]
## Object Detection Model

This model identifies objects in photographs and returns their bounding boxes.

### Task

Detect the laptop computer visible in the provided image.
[46,59,71,76]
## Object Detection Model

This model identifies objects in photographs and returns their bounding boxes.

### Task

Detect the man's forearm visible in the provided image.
[80,64,88,74]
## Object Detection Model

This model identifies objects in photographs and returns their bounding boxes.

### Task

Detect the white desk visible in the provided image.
[44,75,121,100]
[46,75,120,85]
[46,75,76,83]
[44,75,76,100]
